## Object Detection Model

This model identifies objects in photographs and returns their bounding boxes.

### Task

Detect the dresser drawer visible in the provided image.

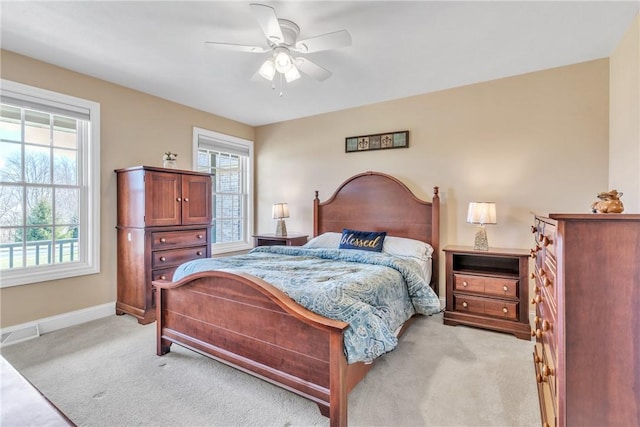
[534,343,557,427]
[453,294,519,320]
[454,274,518,299]
[151,229,207,249]
[152,246,207,268]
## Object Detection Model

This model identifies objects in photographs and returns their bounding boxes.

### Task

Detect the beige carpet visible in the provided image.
[1,313,540,427]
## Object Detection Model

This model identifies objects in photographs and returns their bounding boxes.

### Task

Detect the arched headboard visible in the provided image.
[313,171,440,294]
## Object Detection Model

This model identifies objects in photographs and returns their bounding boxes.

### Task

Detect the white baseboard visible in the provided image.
[0,301,115,347]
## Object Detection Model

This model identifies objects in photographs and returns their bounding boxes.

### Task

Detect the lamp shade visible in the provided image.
[272,203,290,219]
[467,202,497,225]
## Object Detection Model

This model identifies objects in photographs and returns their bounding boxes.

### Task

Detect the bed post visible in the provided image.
[328,330,348,427]
[313,190,320,237]
[431,186,440,296]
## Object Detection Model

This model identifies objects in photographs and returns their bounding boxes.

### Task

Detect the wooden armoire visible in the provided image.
[115,166,212,324]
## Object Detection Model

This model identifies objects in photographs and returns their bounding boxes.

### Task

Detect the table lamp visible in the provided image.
[467,202,496,251]
[272,202,289,236]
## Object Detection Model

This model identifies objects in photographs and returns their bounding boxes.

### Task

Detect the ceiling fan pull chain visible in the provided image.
[279,73,284,97]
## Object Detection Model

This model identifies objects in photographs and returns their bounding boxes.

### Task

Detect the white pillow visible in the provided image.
[383,236,434,261]
[303,232,342,248]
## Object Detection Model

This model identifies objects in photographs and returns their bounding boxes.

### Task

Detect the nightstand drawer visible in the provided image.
[453,294,518,320]
[484,277,518,298]
[453,274,484,293]
[454,274,518,299]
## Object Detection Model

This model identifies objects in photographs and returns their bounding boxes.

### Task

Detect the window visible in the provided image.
[0,80,100,287]
[193,127,253,254]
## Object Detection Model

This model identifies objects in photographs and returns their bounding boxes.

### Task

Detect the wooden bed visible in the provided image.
[153,171,440,427]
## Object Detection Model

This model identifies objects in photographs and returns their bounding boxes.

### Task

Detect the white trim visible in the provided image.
[0,301,115,347]
[0,80,101,287]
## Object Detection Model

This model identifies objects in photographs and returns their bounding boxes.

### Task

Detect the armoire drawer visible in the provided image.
[151,229,208,249]
[152,246,207,268]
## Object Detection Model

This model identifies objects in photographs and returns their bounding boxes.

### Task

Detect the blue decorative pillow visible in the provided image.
[339,229,386,252]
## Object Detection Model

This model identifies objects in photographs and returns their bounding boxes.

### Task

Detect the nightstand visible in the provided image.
[443,245,531,340]
[253,233,308,247]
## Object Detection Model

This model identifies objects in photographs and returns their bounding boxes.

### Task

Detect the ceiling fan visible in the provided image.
[205,3,351,84]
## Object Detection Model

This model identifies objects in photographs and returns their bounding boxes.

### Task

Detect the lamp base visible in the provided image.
[275,219,287,237]
[473,225,489,251]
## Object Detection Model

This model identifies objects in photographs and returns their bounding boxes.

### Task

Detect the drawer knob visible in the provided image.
[534,315,541,325]
[160,238,166,243]
[502,307,508,314]
[184,198,189,202]
[536,373,546,383]
[535,329,543,339]
[530,250,537,259]
[530,272,535,279]
[462,301,468,308]
[197,251,203,256]
[531,225,537,234]
[531,329,537,337]
[462,281,468,287]
[502,285,509,292]
[533,348,541,363]
[542,320,551,331]
[531,298,537,305]
[535,294,543,304]
[540,269,546,277]
[176,197,181,202]
[542,236,552,247]
[544,277,552,287]
[197,234,203,239]
[542,365,554,377]
[159,256,166,262]
[159,275,166,280]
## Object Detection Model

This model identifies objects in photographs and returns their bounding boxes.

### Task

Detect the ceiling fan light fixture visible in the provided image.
[274,48,293,73]
[258,58,276,80]
[284,65,301,82]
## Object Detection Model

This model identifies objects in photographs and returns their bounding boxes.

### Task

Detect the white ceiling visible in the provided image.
[1,1,638,127]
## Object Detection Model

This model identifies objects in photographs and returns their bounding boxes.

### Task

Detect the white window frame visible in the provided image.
[192,127,254,255]
[0,80,100,287]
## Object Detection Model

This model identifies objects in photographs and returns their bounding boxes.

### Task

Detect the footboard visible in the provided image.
[153,271,352,427]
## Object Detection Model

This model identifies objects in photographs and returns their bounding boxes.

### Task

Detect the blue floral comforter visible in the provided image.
[173,246,441,363]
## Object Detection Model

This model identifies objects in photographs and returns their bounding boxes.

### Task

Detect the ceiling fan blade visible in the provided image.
[249,3,284,44]
[205,41,267,53]
[294,30,351,53]
[294,57,332,81]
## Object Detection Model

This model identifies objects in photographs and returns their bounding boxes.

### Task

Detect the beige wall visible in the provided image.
[610,13,640,213]
[256,59,611,296]
[0,50,254,327]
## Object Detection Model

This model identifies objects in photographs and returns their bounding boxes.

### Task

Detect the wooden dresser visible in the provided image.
[531,213,640,427]
[443,245,531,340]
[115,166,212,324]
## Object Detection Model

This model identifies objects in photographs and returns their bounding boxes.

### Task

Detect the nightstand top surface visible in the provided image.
[443,245,530,257]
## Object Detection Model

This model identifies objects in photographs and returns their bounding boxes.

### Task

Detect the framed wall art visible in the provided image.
[345,130,409,153]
